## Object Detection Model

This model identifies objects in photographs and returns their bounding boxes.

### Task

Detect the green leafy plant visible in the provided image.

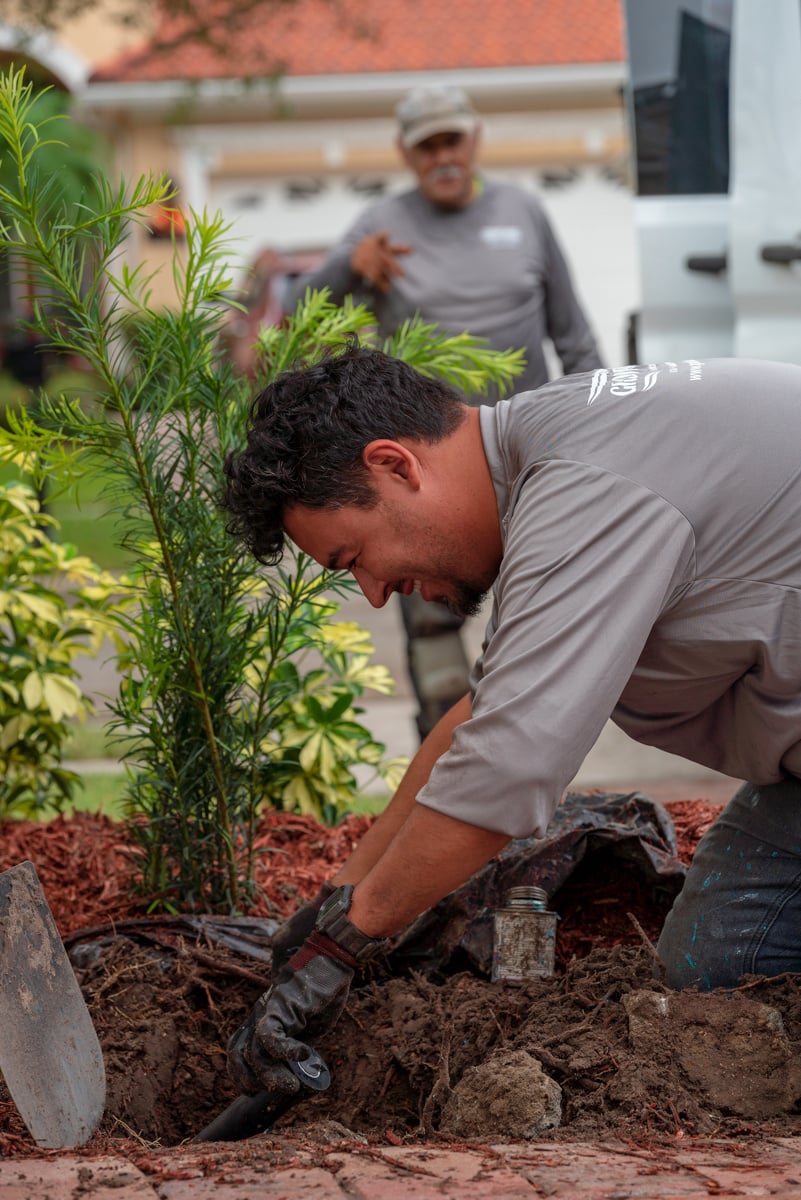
[251,589,407,823]
[0,84,107,222]
[257,289,526,396]
[0,68,523,912]
[0,475,128,817]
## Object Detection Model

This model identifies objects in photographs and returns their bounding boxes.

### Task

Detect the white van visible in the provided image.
[623,0,801,364]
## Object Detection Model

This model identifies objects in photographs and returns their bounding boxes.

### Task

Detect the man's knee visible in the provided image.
[657,779,801,990]
[399,590,465,638]
[408,630,470,738]
[656,900,743,990]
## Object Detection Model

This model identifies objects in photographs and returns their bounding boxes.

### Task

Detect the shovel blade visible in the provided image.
[0,861,105,1148]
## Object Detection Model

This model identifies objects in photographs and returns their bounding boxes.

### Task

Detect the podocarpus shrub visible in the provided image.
[0,68,524,911]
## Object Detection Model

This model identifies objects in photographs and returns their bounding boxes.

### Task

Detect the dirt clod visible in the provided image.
[441,1049,562,1138]
[625,988,801,1118]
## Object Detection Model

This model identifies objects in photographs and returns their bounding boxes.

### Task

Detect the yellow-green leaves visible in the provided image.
[0,65,508,904]
[20,671,83,721]
[245,574,408,825]
[0,477,130,817]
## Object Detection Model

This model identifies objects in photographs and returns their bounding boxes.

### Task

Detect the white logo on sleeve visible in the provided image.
[586,360,705,404]
[586,369,609,405]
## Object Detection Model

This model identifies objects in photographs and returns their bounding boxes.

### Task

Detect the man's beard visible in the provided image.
[444,581,489,619]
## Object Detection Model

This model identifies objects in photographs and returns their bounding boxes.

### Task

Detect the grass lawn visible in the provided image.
[70,771,127,819]
[0,366,134,571]
[348,791,391,817]
[50,474,131,571]
[66,722,123,760]
[63,721,390,821]
[60,722,128,819]
[56,768,385,824]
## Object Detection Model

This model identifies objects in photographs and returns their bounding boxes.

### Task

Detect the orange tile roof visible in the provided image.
[93,0,623,83]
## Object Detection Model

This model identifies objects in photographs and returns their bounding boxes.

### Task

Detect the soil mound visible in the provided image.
[3,796,801,1153]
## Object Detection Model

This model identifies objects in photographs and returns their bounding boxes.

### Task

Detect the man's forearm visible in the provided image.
[332,693,471,886]
[350,804,510,936]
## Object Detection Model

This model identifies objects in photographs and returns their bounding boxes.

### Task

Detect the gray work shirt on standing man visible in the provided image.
[286,179,601,395]
[416,358,801,838]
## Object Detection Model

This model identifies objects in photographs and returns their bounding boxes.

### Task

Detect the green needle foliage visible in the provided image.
[381,316,526,395]
[0,67,523,913]
[0,85,107,225]
[258,291,526,398]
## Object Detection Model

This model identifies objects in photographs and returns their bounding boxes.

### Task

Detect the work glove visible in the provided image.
[227,930,357,1096]
[269,882,336,981]
[227,989,301,1096]
[229,886,389,1096]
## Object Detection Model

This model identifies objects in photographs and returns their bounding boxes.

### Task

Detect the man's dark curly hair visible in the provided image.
[223,339,466,563]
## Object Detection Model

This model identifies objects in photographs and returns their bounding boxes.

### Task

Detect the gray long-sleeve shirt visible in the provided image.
[415,358,801,838]
[286,179,602,394]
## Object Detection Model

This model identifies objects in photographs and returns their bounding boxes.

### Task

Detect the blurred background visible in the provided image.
[0,0,637,370]
[2,0,799,801]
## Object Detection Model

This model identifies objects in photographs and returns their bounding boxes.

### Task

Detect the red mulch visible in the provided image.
[552,798,724,956]
[0,810,375,1155]
[668,798,723,864]
[0,810,371,939]
[0,799,723,949]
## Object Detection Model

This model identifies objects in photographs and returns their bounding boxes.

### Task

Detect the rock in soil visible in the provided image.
[624,988,801,1118]
[440,1049,562,1137]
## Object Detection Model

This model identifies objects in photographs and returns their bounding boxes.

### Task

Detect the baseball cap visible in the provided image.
[395,85,478,148]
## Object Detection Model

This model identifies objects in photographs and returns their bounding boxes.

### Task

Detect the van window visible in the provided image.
[625,0,733,196]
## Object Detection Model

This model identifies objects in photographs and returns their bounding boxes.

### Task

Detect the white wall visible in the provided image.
[211,165,641,372]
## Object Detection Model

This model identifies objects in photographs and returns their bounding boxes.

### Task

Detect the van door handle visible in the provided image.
[685,253,727,274]
[760,242,801,264]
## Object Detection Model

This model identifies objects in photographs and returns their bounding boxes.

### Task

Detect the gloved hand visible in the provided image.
[227,990,302,1096]
[270,882,335,981]
[227,930,356,1096]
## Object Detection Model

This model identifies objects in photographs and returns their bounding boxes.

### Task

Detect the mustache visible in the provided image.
[429,165,465,182]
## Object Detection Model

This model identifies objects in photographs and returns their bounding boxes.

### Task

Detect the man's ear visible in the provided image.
[362,439,421,490]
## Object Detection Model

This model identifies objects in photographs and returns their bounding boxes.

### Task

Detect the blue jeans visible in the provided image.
[657,778,801,989]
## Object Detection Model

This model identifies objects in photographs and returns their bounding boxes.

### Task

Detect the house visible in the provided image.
[0,1,636,363]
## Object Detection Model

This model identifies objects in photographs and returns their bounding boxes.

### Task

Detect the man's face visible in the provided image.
[284,489,495,619]
[401,129,479,211]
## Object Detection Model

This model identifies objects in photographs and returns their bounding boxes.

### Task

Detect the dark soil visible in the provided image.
[3,798,801,1155]
[65,939,801,1147]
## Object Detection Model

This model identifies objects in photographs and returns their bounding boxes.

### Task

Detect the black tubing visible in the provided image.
[193,1089,300,1142]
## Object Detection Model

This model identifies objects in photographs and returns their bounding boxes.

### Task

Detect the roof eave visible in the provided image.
[80,62,625,117]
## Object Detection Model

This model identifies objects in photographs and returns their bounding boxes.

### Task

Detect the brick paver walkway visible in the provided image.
[2,1136,801,1199]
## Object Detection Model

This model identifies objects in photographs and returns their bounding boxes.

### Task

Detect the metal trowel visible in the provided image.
[0,861,106,1148]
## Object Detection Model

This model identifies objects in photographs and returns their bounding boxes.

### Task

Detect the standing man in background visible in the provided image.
[287,84,603,740]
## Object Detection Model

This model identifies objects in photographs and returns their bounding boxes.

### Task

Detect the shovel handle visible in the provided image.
[194,1050,331,1142]
[193,1089,300,1142]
